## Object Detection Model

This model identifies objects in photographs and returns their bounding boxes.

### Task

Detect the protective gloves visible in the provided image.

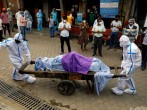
[27,60,34,64]
[120,70,129,78]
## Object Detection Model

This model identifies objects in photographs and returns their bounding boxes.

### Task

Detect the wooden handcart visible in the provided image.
[19,62,126,95]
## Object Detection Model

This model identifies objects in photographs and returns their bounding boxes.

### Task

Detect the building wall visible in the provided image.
[0,0,3,14]
[43,0,48,20]
[1,0,22,13]
[2,0,145,26]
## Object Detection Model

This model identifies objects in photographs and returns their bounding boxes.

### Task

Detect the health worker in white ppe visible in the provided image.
[0,33,36,83]
[111,35,141,95]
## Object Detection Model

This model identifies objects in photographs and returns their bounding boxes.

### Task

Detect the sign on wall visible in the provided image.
[77,13,83,23]
[100,0,119,18]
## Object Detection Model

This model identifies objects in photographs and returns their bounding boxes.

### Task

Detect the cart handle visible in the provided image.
[18,61,35,74]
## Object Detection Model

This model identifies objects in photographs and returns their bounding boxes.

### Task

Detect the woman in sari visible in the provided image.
[78,18,89,51]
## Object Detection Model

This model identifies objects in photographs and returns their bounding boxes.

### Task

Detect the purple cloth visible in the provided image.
[61,51,93,74]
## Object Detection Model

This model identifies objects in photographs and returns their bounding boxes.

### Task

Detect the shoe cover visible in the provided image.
[23,76,36,84]
[124,88,136,95]
[111,87,124,95]
[13,73,23,81]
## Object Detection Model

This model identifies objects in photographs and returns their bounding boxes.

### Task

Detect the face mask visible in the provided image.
[63,20,66,23]
[83,20,86,23]
[98,21,102,25]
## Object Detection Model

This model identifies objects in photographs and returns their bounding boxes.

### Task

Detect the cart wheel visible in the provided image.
[58,80,75,95]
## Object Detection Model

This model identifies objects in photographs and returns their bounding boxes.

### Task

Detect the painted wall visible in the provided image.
[0,0,3,14]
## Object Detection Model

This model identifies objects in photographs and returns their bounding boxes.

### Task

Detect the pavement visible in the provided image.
[0,28,147,110]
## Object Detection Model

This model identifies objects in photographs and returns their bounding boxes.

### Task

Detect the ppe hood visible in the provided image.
[119,35,131,47]
[14,33,23,42]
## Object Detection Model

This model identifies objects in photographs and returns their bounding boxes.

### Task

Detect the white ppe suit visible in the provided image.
[0,33,36,83]
[15,11,22,33]
[112,35,141,95]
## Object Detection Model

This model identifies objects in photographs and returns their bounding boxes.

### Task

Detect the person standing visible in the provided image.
[24,10,29,20]
[93,15,104,26]
[51,8,58,33]
[36,9,43,31]
[77,18,89,51]
[141,28,147,71]
[107,15,122,50]
[51,8,58,24]
[27,11,33,33]
[0,17,4,41]
[124,18,137,42]
[0,33,36,83]
[1,8,11,37]
[92,19,106,57]
[89,11,95,26]
[67,13,74,26]
[7,8,14,32]
[26,18,32,34]
[48,15,55,38]
[19,12,27,41]
[15,9,22,33]
[111,35,141,95]
[58,16,71,55]
[91,15,104,49]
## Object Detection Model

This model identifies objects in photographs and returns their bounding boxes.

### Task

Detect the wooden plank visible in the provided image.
[19,62,125,78]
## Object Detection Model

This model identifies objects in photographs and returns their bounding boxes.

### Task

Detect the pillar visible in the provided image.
[125,0,133,20]
[43,0,48,20]
[82,0,87,18]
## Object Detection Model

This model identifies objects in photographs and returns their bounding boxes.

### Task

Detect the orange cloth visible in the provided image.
[67,15,74,26]
[2,8,6,11]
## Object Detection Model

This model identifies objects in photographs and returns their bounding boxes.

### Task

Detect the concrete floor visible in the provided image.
[0,29,147,110]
